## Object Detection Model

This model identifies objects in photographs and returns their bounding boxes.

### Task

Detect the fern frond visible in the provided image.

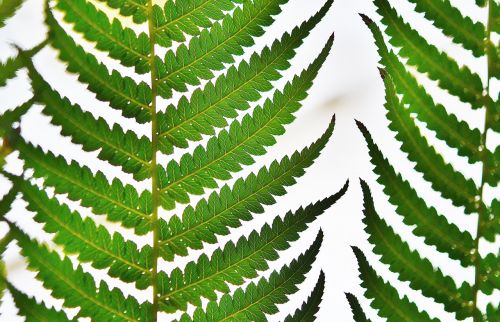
[1,0,338,319]
[10,223,150,322]
[157,0,333,154]
[356,121,475,266]
[153,0,239,48]
[352,246,437,322]
[158,180,339,312]
[15,139,152,234]
[8,284,75,322]
[54,0,150,73]
[17,178,152,289]
[176,231,323,322]
[373,0,484,108]
[157,39,334,209]
[284,271,325,322]
[156,0,287,98]
[359,179,474,319]
[45,5,152,123]
[26,64,152,180]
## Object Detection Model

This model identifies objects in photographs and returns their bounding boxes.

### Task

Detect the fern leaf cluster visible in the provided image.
[0,0,344,320]
[349,0,499,321]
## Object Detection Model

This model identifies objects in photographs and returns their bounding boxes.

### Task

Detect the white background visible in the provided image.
[0,0,498,321]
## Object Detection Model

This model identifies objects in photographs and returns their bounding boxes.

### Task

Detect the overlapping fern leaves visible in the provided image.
[0,0,345,320]
[348,0,499,321]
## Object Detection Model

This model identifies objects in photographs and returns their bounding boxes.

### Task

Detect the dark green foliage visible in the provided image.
[0,0,343,320]
[352,1,499,321]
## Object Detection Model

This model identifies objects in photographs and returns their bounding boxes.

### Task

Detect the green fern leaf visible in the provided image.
[17,178,152,289]
[359,178,474,319]
[157,40,334,209]
[158,175,342,312]
[361,14,483,164]
[345,293,371,322]
[176,231,324,322]
[406,0,486,57]
[0,41,45,87]
[379,68,479,213]
[0,98,32,138]
[54,0,150,73]
[26,64,152,180]
[158,160,348,262]
[356,120,475,266]
[284,271,325,322]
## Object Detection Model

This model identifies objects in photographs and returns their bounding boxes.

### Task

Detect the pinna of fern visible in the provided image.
[348,0,499,321]
[0,0,347,320]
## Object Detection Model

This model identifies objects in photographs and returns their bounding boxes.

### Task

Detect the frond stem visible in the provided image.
[147,1,160,321]
[472,1,494,320]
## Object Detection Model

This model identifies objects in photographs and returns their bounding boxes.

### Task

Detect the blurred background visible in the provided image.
[0,0,498,321]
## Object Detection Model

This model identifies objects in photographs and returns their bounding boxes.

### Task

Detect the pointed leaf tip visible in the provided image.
[354,119,368,134]
[359,13,374,26]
